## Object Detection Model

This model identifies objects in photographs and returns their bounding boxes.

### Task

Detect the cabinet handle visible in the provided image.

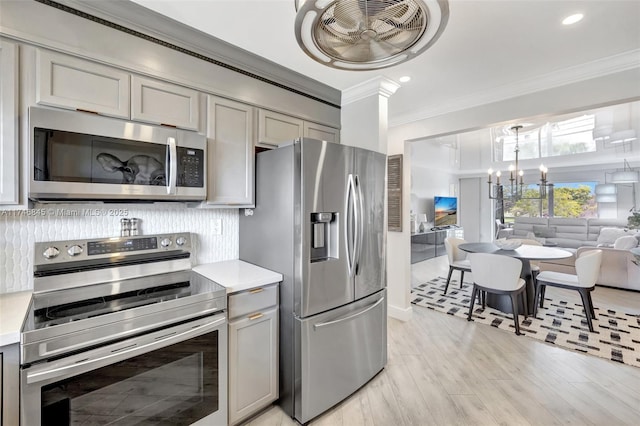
[258,141,280,148]
[248,313,264,320]
[76,108,99,115]
[249,288,264,294]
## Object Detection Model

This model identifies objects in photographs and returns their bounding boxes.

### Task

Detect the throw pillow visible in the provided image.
[533,225,556,238]
[597,227,629,245]
[614,235,638,250]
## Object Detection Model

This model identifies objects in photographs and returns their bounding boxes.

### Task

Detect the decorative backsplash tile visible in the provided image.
[0,204,239,294]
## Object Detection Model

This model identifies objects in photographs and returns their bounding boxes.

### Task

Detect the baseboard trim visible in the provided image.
[388,304,413,322]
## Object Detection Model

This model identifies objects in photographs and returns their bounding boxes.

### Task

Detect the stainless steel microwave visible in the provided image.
[29,107,207,202]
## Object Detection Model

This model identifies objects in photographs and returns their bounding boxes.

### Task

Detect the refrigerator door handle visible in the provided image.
[313,297,384,329]
[354,174,364,274]
[345,174,356,277]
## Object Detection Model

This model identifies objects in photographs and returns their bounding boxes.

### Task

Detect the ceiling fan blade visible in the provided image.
[333,0,365,29]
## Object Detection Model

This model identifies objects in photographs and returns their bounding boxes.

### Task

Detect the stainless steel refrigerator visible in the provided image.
[239,138,387,424]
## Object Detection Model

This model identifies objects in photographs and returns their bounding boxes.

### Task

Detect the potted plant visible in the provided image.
[628,211,640,229]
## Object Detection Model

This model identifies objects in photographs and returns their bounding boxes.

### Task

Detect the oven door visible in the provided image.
[21,313,227,426]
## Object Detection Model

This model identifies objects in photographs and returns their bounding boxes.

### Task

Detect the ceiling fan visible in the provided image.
[294,0,449,70]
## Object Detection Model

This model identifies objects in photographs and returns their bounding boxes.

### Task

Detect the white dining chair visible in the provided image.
[444,237,471,294]
[534,249,602,332]
[467,253,527,335]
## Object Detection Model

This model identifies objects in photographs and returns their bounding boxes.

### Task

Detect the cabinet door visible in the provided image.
[304,121,340,144]
[258,109,303,148]
[1,344,19,426]
[0,40,19,204]
[206,96,255,206]
[131,75,200,130]
[36,49,130,118]
[228,307,278,425]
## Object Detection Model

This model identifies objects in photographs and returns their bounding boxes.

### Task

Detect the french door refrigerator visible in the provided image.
[239,138,387,424]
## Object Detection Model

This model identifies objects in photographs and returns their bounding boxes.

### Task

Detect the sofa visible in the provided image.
[502,217,640,291]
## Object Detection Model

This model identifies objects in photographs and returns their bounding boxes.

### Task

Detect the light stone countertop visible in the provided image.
[193,260,282,294]
[0,290,32,347]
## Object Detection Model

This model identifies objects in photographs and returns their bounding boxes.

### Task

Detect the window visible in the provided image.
[504,181,597,219]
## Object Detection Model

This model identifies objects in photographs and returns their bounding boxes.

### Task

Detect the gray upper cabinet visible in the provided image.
[206,95,255,207]
[304,121,340,144]
[131,75,200,130]
[36,49,130,118]
[258,109,340,149]
[258,109,304,148]
[0,40,19,205]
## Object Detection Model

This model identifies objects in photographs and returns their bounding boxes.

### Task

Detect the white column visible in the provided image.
[341,77,413,321]
[341,77,399,154]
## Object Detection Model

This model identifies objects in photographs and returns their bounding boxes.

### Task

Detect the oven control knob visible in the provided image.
[67,245,83,256]
[160,238,172,248]
[176,236,187,246]
[43,246,60,259]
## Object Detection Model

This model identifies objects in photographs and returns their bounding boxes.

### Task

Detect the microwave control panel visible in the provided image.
[177,147,204,187]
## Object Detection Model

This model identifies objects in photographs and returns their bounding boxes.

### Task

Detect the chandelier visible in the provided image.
[487,125,553,201]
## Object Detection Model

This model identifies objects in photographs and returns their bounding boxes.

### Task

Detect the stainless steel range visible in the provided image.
[20,233,228,426]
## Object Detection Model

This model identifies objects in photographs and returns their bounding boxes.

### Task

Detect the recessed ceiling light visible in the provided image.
[399,76,411,83]
[562,13,584,25]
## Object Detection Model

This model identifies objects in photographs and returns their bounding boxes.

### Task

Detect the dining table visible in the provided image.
[458,242,574,315]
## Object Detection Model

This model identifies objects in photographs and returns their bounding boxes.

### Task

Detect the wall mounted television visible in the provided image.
[434,196,458,227]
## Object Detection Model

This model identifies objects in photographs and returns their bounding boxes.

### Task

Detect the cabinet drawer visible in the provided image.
[228,284,278,320]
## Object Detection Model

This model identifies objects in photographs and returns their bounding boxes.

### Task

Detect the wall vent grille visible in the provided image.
[387,154,403,232]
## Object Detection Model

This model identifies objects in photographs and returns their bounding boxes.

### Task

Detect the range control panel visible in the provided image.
[87,237,158,255]
[34,233,193,266]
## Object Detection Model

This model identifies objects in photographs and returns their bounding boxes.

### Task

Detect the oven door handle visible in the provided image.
[25,315,226,385]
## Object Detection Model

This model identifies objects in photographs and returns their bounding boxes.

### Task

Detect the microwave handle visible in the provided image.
[167,137,178,195]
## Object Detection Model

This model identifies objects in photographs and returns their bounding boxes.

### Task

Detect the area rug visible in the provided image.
[411,277,640,369]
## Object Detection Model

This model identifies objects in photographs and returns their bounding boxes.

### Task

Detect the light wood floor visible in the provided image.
[247,256,640,426]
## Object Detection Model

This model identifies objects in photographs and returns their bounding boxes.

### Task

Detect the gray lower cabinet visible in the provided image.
[228,284,279,425]
[0,344,19,426]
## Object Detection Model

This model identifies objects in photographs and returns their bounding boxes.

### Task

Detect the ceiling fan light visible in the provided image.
[294,0,450,70]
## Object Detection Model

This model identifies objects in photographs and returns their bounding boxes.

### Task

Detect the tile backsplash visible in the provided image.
[0,203,238,294]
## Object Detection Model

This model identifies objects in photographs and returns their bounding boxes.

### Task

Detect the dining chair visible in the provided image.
[533,249,602,332]
[467,253,527,335]
[444,237,471,294]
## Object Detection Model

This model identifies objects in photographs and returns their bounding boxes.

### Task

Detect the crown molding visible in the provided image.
[342,76,401,106]
[48,0,341,108]
[390,49,640,128]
